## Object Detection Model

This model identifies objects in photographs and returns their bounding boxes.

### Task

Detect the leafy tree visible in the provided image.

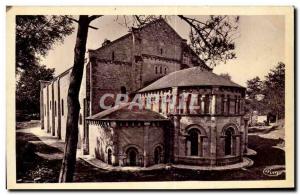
[246,76,263,99]
[245,62,285,123]
[179,15,240,68]
[219,73,231,81]
[16,65,54,115]
[16,15,74,71]
[263,62,285,121]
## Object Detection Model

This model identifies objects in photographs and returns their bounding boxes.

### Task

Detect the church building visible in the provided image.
[40,19,249,168]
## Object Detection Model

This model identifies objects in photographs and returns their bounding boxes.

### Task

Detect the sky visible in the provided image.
[41,15,285,87]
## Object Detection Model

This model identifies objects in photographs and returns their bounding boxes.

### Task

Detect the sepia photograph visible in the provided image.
[6,6,294,189]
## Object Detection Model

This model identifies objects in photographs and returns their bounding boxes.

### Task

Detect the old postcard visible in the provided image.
[6,6,294,189]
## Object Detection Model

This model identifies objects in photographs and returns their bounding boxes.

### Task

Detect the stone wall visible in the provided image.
[140,57,181,87]
[138,20,183,61]
[88,123,115,164]
[90,60,133,115]
[87,121,165,167]
[117,123,165,166]
[59,71,71,141]
[90,34,133,63]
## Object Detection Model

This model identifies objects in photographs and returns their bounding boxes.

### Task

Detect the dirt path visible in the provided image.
[16,121,286,183]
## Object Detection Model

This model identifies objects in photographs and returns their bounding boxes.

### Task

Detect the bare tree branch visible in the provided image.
[177,15,211,49]
[88,15,103,22]
[66,16,99,30]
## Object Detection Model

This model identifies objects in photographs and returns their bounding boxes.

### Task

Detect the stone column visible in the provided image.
[51,83,55,136]
[46,85,50,133]
[182,92,188,114]
[211,94,217,115]
[235,97,239,114]
[244,117,249,153]
[57,79,61,139]
[171,87,179,114]
[200,95,205,114]
[172,116,181,162]
[111,121,119,166]
[210,117,217,166]
[143,122,150,167]
[40,81,45,129]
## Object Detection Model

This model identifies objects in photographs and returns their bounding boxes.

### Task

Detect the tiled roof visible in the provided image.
[86,103,168,121]
[139,67,245,92]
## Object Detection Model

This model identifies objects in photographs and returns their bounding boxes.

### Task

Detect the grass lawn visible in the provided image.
[16,121,286,183]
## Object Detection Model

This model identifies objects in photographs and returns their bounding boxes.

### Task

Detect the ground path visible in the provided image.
[16,121,285,183]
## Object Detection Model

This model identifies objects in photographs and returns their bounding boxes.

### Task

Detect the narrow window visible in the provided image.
[120,86,127,101]
[160,66,162,74]
[79,113,82,125]
[112,51,115,61]
[164,67,167,74]
[50,101,51,110]
[155,66,158,74]
[204,95,210,114]
[154,146,162,164]
[225,129,233,155]
[61,99,64,116]
[187,129,199,156]
[160,48,163,55]
[107,149,112,165]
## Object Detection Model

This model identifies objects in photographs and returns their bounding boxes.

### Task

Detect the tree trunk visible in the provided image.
[59,16,90,183]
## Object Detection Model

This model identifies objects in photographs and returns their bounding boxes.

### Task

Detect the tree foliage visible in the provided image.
[16,65,55,114]
[263,62,285,119]
[245,62,285,120]
[219,73,232,81]
[181,15,240,68]
[16,15,74,71]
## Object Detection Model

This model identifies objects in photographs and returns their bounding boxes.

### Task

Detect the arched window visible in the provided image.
[155,66,158,74]
[225,128,233,155]
[107,149,112,165]
[164,67,167,74]
[154,146,162,164]
[187,129,199,156]
[126,147,138,166]
[160,48,163,55]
